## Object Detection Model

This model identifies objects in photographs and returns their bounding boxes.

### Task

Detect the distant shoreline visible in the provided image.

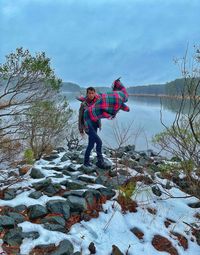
[129,94,200,99]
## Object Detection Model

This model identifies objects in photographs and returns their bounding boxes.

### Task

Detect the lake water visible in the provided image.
[63,92,177,152]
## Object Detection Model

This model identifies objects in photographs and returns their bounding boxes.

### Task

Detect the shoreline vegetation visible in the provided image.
[129,93,200,99]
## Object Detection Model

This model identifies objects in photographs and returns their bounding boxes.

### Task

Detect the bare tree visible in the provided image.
[0,47,62,164]
[153,45,200,197]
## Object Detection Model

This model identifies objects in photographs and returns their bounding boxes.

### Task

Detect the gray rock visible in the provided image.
[4,188,17,200]
[43,183,61,196]
[53,173,64,178]
[63,190,85,198]
[139,156,152,166]
[41,216,66,226]
[43,223,67,233]
[152,186,162,197]
[124,145,135,152]
[130,151,141,160]
[73,252,81,255]
[0,215,15,228]
[50,239,74,255]
[43,154,60,161]
[28,191,43,199]
[78,165,95,174]
[22,231,40,240]
[76,155,85,164]
[78,175,96,183]
[32,178,52,190]
[188,202,200,208]
[67,164,78,172]
[60,153,70,162]
[27,204,48,220]
[60,180,86,190]
[7,212,25,224]
[46,200,70,220]
[67,195,87,212]
[95,175,127,188]
[3,227,23,246]
[30,167,45,179]
[56,147,66,153]
[98,188,116,199]
[14,204,27,213]
[62,170,72,176]
[83,189,102,208]
[134,166,144,174]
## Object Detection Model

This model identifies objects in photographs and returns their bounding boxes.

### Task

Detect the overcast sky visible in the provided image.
[0,0,200,86]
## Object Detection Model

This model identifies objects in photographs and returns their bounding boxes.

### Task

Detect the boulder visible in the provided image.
[46,200,70,220]
[27,204,48,220]
[30,167,45,179]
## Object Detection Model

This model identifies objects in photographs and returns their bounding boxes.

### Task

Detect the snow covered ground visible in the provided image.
[0,150,199,255]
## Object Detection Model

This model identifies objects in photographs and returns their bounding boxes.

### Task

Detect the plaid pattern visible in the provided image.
[84,80,130,130]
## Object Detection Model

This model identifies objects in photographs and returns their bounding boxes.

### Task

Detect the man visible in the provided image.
[84,78,130,131]
[77,87,107,168]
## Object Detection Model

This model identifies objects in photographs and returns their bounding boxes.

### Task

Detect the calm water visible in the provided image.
[64,92,177,152]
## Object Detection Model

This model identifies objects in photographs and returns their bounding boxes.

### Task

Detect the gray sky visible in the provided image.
[0,0,200,86]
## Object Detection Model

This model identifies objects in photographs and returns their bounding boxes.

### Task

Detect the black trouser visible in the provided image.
[84,121,102,165]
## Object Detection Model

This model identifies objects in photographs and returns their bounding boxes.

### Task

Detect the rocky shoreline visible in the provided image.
[0,145,199,255]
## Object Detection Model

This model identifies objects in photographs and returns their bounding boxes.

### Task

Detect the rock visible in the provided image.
[152,186,162,197]
[32,178,52,190]
[152,235,178,255]
[41,216,66,226]
[67,195,87,212]
[130,227,144,240]
[28,191,43,199]
[46,200,70,220]
[139,156,152,166]
[73,252,81,255]
[60,180,86,190]
[188,201,200,208]
[4,188,17,200]
[3,227,23,246]
[63,190,85,198]
[14,204,27,213]
[42,154,60,161]
[30,167,45,179]
[43,223,67,233]
[133,166,144,174]
[67,164,78,172]
[97,188,116,199]
[88,242,96,254]
[50,239,74,255]
[7,212,25,224]
[78,175,96,183]
[27,204,48,220]
[111,245,124,255]
[78,165,95,174]
[60,153,70,162]
[43,183,61,196]
[53,173,64,178]
[22,231,40,240]
[130,151,141,160]
[56,147,66,153]
[82,189,102,210]
[0,215,15,228]
[124,145,135,152]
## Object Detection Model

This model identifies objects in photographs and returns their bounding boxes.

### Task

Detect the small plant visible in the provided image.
[24,149,35,164]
